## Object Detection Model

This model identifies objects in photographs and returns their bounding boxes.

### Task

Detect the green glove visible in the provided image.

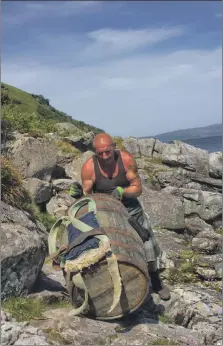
[69,182,83,199]
[111,187,124,201]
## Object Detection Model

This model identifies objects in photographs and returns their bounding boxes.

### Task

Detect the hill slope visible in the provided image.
[141,124,222,142]
[1,83,103,134]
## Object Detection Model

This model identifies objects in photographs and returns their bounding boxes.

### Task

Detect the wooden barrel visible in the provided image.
[72,193,149,320]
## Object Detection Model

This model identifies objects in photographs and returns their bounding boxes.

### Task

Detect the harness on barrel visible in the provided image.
[46,197,123,316]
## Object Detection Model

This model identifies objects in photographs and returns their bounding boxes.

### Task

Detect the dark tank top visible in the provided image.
[92,150,141,210]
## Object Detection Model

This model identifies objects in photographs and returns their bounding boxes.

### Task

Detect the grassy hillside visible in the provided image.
[1,82,103,134]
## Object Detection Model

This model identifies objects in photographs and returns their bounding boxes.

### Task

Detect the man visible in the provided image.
[69,133,170,300]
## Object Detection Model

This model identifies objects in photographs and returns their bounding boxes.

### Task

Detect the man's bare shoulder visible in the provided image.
[119,150,138,171]
[81,156,94,177]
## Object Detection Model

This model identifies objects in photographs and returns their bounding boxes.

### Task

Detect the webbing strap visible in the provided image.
[68,197,97,218]
[106,254,122,314]
[48,216,70,255]
[66,272,89,316]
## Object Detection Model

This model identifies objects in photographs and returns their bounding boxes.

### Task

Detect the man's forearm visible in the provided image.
[123,185,142,198]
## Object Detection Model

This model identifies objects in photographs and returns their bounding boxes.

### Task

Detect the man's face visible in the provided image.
[95,144,115,164]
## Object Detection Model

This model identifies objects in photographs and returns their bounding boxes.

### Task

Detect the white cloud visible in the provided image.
[2,26,221,137]
[2,1,102,25]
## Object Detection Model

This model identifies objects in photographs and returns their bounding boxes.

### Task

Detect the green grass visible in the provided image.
[159,315,175,324]
[166,250,200,284]
[2,297,45,322]
[2,297,71,323]
[215,227,223,235]
[55,140,81,156]
[3,83,38,115]
[1,82,104,135]
[112,136,126,151]
[36,213,58,232]
[1,155,34,212]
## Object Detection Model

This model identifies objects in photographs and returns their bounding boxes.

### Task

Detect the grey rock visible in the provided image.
[162,141,209,176]
[1,310,49,346]
[123,137,140,156]
[192,231,221,254]
[184,191,222,222]
[185,216,214,236]
[1,203,47,300]
[64,131,94,152]
[51,178,76,192]
[55,122,83,134]
[23,178,52,204]
[209,152,222,178]
[139,184,185,230]
[153,139,166,155]
[9,136,58,180]
[138,138,155,157]
[152,284,222,344]
[46,193,74,216]
[64,150,94,182]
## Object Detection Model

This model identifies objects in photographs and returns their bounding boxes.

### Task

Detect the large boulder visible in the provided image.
[54,122,83,135]
[185,216,214,236]
[1,202,48,300]
[9,136,58,180]
[64,131,94,152]
[122,137,140,156]
[209,152,222,178]
[137,138,155,157]
[191,230,221,254]
[23,178,53,204]
[184,191,222,222]
[139,184,185,230]
[161,141,209,177]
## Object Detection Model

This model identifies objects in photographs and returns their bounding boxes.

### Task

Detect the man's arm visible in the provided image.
[122,152,142,198]
[81,159,94,195]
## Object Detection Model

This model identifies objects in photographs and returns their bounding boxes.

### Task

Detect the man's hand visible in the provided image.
[69,182,83,199]
[111,187,124,201]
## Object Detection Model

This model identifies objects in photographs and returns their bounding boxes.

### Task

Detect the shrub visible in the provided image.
[36,213,57,232]
[2,105,56,135]
[113,136,126,151]
[1,156,32,211]
[55,140,81,156]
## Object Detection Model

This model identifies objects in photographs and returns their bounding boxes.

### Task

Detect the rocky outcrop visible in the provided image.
[161,141,210,176]
[123,137,222,180]
[9,136,58,180]
[1,202,48,300]
[1,310,49,345]
[2,130,222,346]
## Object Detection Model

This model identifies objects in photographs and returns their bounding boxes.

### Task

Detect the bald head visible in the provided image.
[93,133,116,163]
[93,133,114,149]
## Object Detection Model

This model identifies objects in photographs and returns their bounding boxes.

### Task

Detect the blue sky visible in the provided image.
[2,1,222,137]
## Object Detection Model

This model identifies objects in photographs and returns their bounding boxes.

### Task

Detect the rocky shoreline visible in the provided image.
[1,129,222,345]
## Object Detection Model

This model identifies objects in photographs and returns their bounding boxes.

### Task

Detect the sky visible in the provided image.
[2,1,222,137]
